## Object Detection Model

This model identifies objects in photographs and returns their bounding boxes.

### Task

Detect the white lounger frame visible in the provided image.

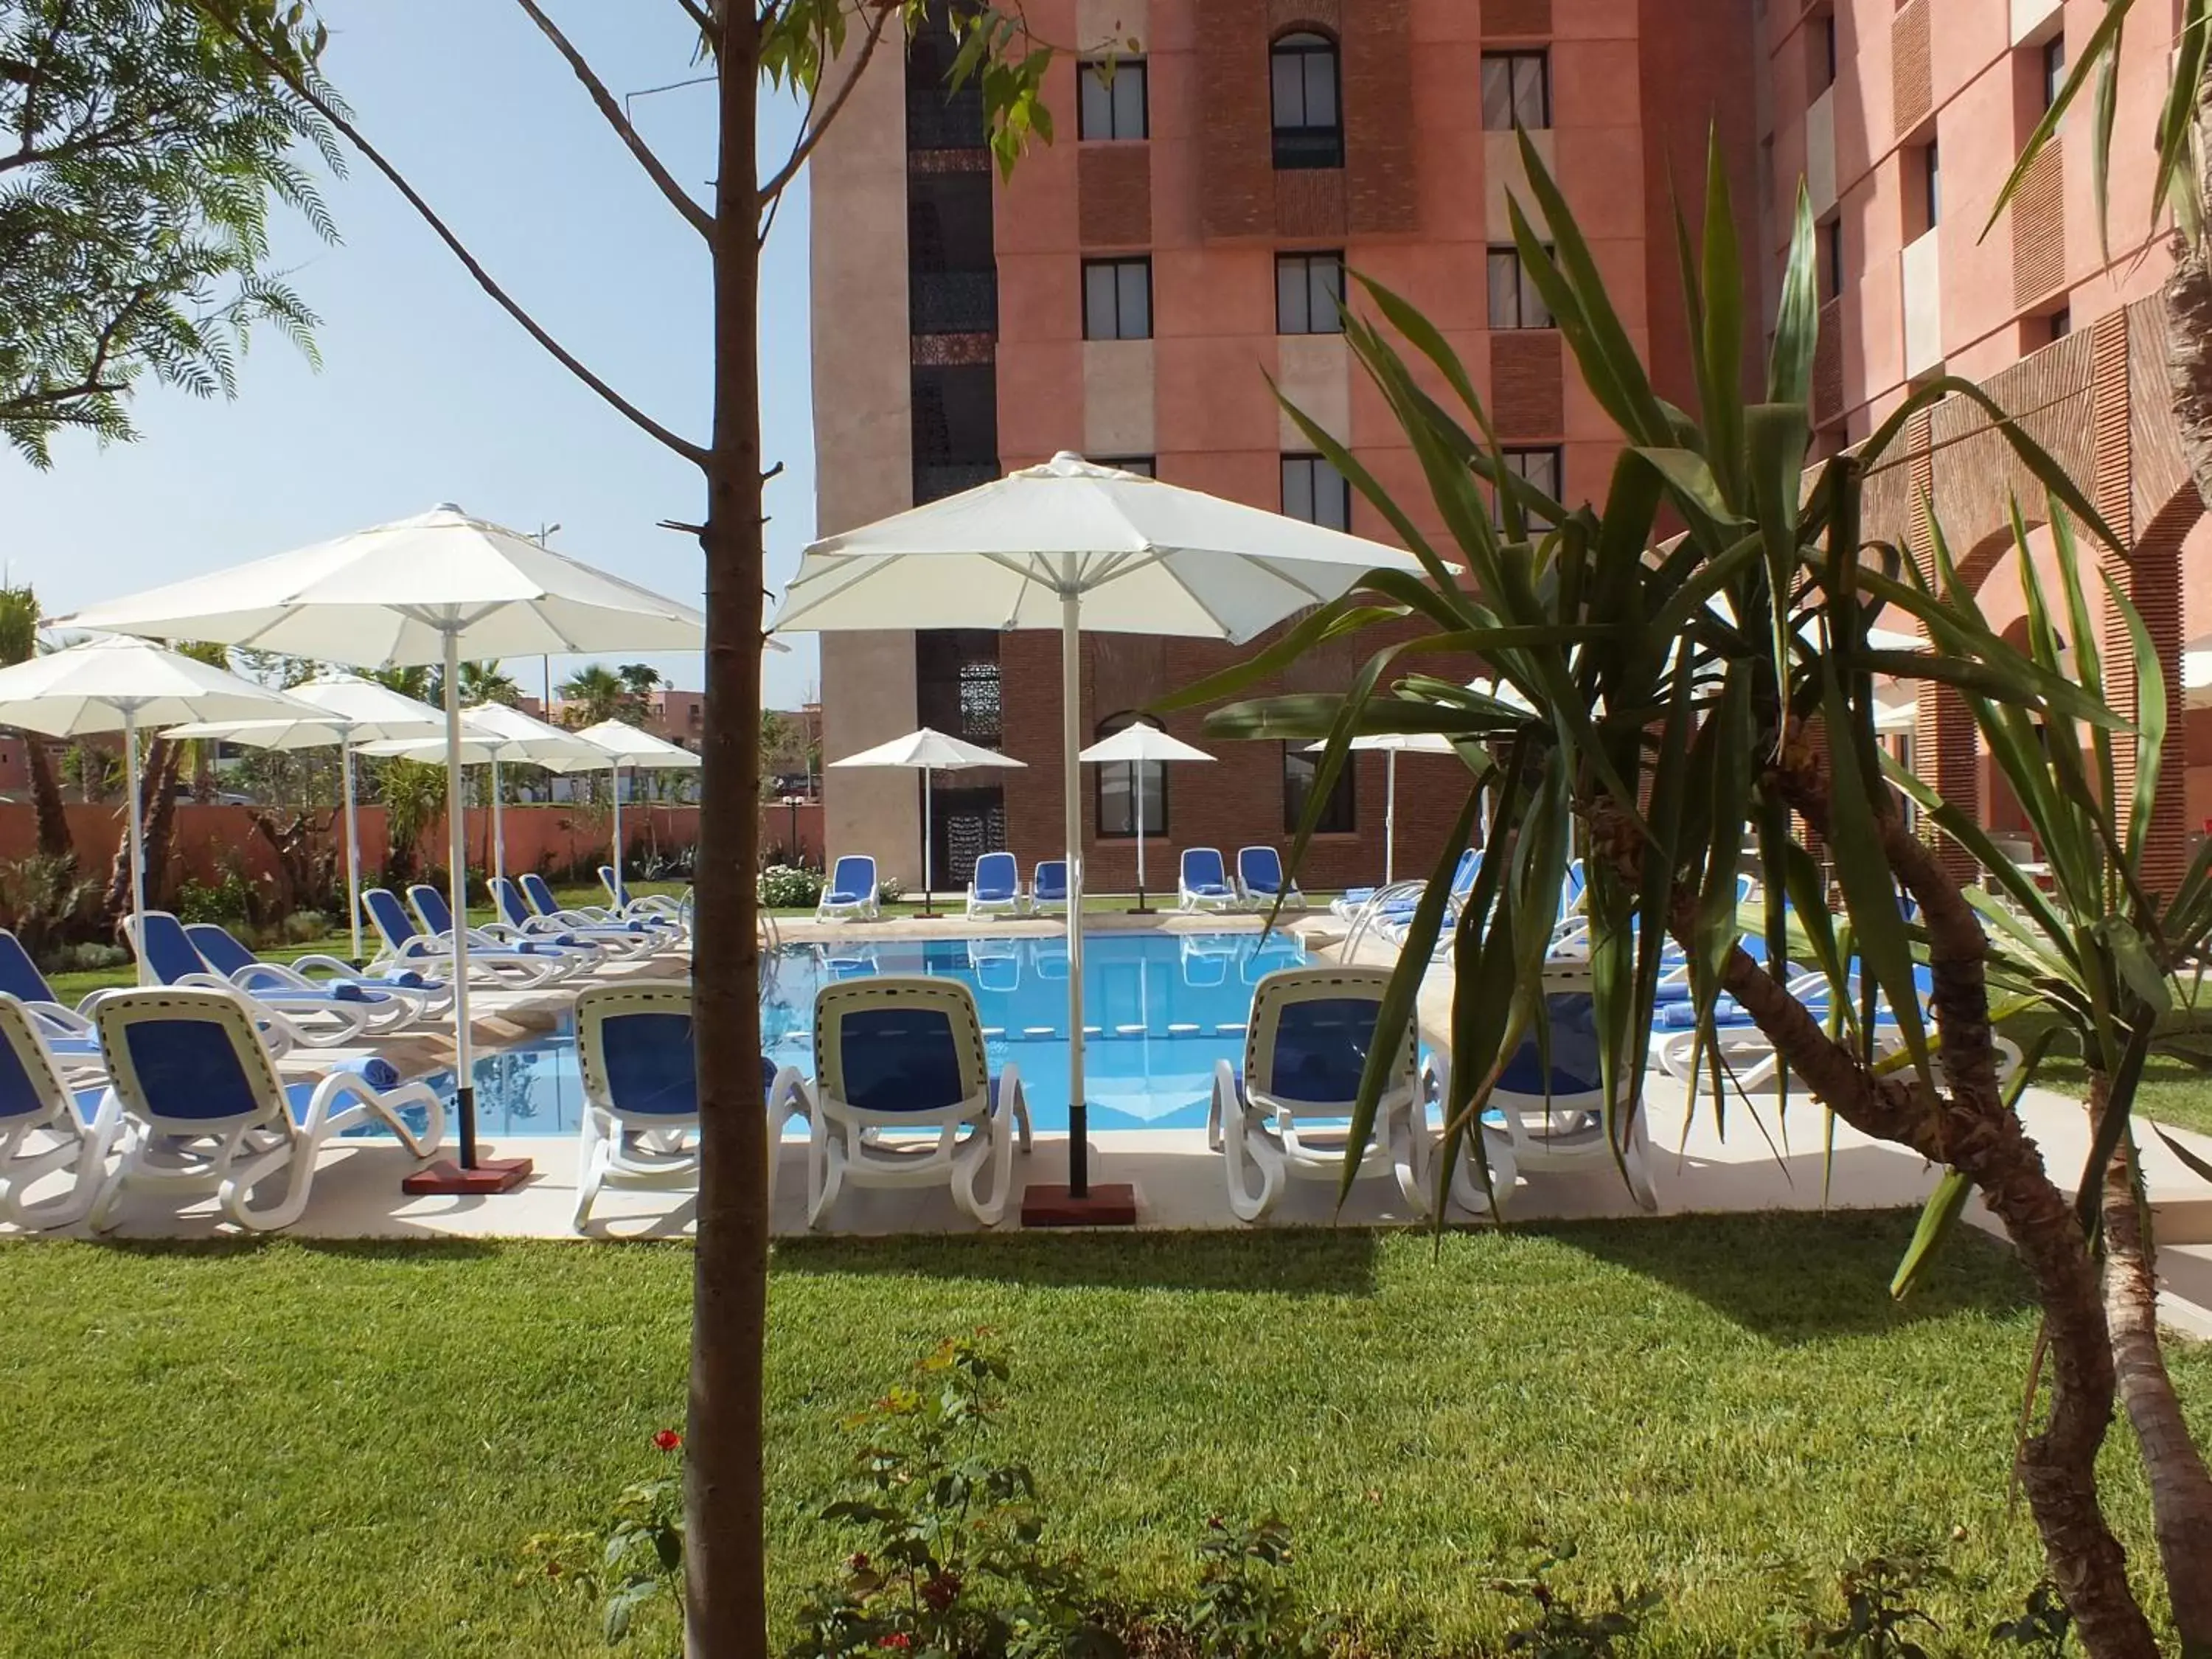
[88,987,445,1233]
[0,994,121,1230]
[802,975,1031,1228]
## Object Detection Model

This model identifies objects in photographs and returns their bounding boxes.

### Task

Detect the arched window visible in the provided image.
[1095,712,1166,838]
[1270,30,1342,170]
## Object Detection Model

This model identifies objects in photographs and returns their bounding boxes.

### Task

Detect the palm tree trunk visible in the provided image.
[24,738,72,860]
[2166,55,2212,514]
[685,11,771,1655]
[105,737,181,924]
[2094,1079,2212,1652]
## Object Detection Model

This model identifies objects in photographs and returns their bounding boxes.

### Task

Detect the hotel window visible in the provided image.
[1276,251,1345,335]
[1082,257,1152,340]
[1271,30,1343,169]
[2049,305,2070,340]
[1281,453,1351,530]
[1481,50,1550,131]
[1098,455,1155,476]
[1283,743,1356,835]
[1486,246,1554,329]
[1096,712,1166,838]
[1812,10,1837,93]
[1918,140,1940,230]
[2042,35,2066,111]
[1078,58,1148,140]
[1819,216,1844,302]
[1495,445,1562,528]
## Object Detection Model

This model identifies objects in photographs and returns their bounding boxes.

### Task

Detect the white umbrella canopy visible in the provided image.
[776,453,1423,1211]
[56,508,705,1192]
[164,672,453,962]
[828,726,1024,916]
[549,719,703,897]
[0,637,330,982]
[1077,723,1214,911]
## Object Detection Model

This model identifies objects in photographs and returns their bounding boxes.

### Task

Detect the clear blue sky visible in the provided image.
[9,0,821,710]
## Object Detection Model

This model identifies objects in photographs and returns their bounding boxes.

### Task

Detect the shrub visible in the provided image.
[279,910,333,945]
[759,863,825,908]
[44,941,128,974]
[0,854,100,959]
[174,869,254,925]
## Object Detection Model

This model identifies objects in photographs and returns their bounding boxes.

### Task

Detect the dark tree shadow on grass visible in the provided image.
[771,1226,1387,1297]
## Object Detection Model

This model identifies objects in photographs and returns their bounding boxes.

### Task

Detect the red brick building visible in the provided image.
[809,0,2208,896]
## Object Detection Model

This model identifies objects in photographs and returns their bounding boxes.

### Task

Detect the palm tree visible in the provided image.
[103,639,230,923]
[455,659,522,708]
[616,661,663,713]
[557,663,628,728]
[0,585,74,860]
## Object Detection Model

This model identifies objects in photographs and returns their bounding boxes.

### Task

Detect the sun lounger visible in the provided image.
[0,994,122,1229]
[1030,860,1069,914]
[1178,847,1239,913]
[815,855,881,924]
[799,975,1032,1228]
[86,987,445,1232]
[182,921,449,1031]
[489,877,661,960]
[0,928,110,1053]
[965,851,1026,919]
[125,911,368,1050]
[361,888,578,988]
[1234,846,1306,911]
[599,866,686,924]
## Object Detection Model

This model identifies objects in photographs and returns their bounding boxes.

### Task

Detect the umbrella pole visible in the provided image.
[124,708,148,987]
[491,755,504,894]
[344,736,363,962]
[400,627,531,1197]
[1385,748,1397,886]
[922,765,934,918]
[1133,760,1147,913]
[611,764,622,901]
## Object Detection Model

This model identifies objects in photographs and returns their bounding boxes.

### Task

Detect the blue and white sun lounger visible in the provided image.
[0,994,121,1230]
[87,987,445,1233]
[1234,846,1305,911]
[406,884,602,973]
[571,979,805,1228]
[599,866,686,924]
[1436,959,1655,1212]
[965,852,1026,919]
[1208,966,1486,1222]
[490,877,661,961]
[361,888,577,988]
[816,855,881,924]
[0,928,108,1054]
[125,911,370,1051]
[801,975,1031,1228]
[180,921,445,1034]
[1179,847,1239,913]
[1031,860,1069,914]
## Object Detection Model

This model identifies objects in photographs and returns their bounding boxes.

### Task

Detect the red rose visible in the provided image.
[920,1573,962,1610]
[653,1429,683,1452]
[877,1635,911,1649]
[846,1553,872,1573]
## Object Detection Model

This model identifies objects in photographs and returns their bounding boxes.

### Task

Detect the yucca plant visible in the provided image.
[1168,132,2185,1659]
[1885,498,2212,1650]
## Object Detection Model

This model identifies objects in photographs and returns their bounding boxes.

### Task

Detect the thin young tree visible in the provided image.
[0,583,74,858]
[189,5,1057,1651]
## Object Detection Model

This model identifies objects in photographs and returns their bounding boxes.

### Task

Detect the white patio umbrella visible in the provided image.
[358,701,605,896]
[162,672,451,962]
[1077,722,1214,911]
[827,726,1025,917]
[774,452,1424,1211]
[1303,731,1456,885]
[549,719,703,896]
[0,637,330,982]
[56,504,703,1192]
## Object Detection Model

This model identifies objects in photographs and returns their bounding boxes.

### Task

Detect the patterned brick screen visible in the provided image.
[1276,167,1347,236]
[1079,145,1153,248]
[1344,0,1417,233]
[1490,332,1564,436]
[1891,0,1932,137]
[2009,146,2065,310]
[1813,298,1844,424]
[1198,0,1272,238]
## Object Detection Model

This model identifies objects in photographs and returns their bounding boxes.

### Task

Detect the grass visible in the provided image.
[1999,1010,2212,1139]
[1,1213,2205,1657]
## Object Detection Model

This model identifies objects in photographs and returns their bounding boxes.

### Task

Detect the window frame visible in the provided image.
[1815,11,1837,92]
[1096,454,1156,477]
[1495,445,1563,529]
[1281,452,1352,531]
[1270,29,1344,170]
[1819,217,1844,303]
[1920,139,1940,231]
[2041,34,2066,113]
[1095,712,1168,840]
[1480,49,1551,131]
[1275,250,1346,335]
[1486,244,1555,330]
[1081,256,1154,341]
[1281,741,1357,837]
[1077,57,1149,141]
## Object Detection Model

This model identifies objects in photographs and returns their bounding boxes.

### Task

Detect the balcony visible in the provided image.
[909,269,998,336]
[1806,88,1837,218]
[914,460,1000,503]
[907,86,987,152]
[1901,227,1942,379]
[1271,126,1343,172]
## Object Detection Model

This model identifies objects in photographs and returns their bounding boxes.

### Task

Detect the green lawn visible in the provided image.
[1998,1011,2212,1139]
[1,1214,2204,1658]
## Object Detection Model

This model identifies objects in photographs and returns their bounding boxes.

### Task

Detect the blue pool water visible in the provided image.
[373,931,1309,1138]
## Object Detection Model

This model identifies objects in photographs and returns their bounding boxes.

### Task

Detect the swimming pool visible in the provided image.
[366,931,1310,1138]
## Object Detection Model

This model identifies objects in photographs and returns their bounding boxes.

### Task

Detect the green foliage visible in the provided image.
[1992,1582,2075,1659]
[759,863,827,908]
[0,0,342,465]
[0,852,99,957]
[173,866,253,925]
[1486,1547,1658,1659]
[1177,1517,1336,1659]
[1804,1545,1951,1659]
[559,662,632,728]
[373,757,445,881]
[519,1428,688,1656]
[1166,125,2118,1217]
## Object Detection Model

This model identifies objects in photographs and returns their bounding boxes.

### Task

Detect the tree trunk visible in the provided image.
[2164,53,2212,517]
[105,736,181,925]
[24,737,72,860]
[2095,1078,2212,1654]
[686,8,771,1656]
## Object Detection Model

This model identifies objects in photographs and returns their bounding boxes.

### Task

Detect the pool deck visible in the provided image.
[11,909,2212,1336]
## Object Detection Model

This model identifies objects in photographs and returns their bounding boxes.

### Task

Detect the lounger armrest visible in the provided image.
[309,1068,445,1157]
[285,953,368,982]
[1206,1057,1239,1149]
[27,998,93,1037]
